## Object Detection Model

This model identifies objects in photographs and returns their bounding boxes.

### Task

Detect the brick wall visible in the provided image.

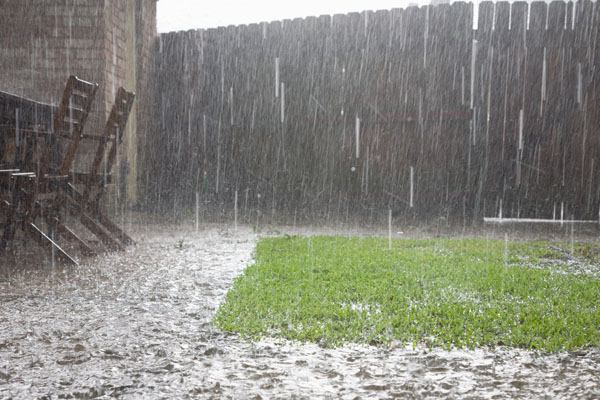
[134,0,157,203]
[0,0,106,133]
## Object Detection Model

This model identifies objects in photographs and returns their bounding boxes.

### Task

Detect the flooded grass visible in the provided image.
[215,236,600,351]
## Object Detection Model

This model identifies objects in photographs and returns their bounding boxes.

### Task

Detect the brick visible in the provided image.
[67,38,95,48]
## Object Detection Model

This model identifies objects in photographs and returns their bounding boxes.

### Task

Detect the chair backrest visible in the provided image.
[83,86,135,204]
[54,75,98,175]
[104,87,136,176]
[26,75,97,216]
[40,75,98,179]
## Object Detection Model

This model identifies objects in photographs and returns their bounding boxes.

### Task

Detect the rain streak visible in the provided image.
[1,0,600,398]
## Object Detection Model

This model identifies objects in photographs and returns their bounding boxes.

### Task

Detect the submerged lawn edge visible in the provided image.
[214,235,600,352]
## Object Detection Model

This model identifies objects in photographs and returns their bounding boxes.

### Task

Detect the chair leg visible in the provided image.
[25,222,78,266]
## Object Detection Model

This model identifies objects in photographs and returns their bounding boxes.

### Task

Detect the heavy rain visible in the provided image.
[1,0,600,398]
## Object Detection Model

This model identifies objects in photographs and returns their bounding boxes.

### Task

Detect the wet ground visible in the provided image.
[1,223,600,399]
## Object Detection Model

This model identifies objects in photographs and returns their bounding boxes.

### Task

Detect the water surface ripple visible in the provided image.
[1,225,599,399]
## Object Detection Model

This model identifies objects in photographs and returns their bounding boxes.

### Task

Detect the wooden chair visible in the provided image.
[1,75,98,265]
[62,87,136,250]
[0,77,136,266]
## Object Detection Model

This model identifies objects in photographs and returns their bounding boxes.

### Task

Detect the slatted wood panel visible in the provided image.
[148,0,599,223]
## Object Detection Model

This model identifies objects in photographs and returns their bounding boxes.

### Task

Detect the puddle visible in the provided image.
[1,224,599,399]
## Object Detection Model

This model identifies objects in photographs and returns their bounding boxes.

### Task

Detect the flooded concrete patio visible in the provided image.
[1,224,599,399]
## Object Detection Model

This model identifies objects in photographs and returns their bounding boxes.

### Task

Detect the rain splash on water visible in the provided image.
[2,0,600,398]
[1,223,600,399]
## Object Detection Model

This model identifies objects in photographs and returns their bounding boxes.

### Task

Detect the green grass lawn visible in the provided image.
[214,235,600,351]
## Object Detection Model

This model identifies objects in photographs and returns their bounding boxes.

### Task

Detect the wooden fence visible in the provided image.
[144,1,599,224]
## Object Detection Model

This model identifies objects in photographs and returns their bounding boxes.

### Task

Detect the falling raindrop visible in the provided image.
[355,115,360,159]
[364,150,369,195]
[410,166,414,208]
[280,82,285,123]
[115,127,120,216]
[518,109,524,150]
[470,39,477,109]
[498,199,503,220]
[195,191,200,232]
[424,7,429,67]
[275,57,280,98]
[234,189,238,230]
[203,114,207,165]
[540,47,547,115]
[576,62,582,105]
[570,219,575,255]
[230,86,234,125]
[472,107,477,146]
[588,159,595,212]
[388,208,392,250]
[15,108,19,148]
[242,187,248,220]
[461,66,466,105]
[51,230,56,272]
[220,59,225,98]
[217,118,222,194]
[504,233,508,267]
[188,97,192,140]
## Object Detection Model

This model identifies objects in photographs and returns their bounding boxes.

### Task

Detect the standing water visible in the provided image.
[1,224,600,399]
